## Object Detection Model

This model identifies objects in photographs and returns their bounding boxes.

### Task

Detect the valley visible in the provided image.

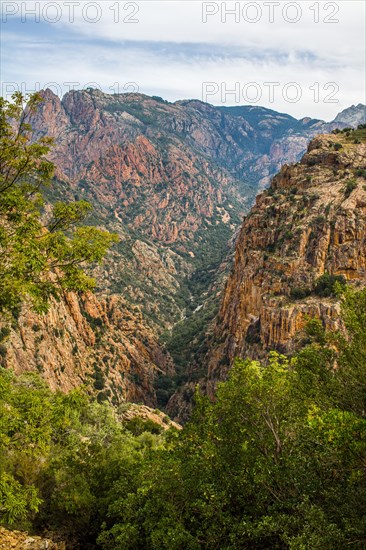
[2,89,365,412]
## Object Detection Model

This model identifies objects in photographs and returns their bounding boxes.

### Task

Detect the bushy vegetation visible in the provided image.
[344,178,358,198]
[97,289,366,550]
[290,273,346,301]
[333,123,366,143]
[289,286,312,300]
[0,371,164,542]
[314,273,347,297]
[1,288,366,548]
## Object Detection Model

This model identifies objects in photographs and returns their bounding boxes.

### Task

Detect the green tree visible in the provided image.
[0,368,156,539]
[0,92,118,314]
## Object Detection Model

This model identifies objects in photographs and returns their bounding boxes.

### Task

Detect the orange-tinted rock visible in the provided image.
[207,134,366,385]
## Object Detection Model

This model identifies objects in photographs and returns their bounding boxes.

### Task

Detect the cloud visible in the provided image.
[1,1,365,119]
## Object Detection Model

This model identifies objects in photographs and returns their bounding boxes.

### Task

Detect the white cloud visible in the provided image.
[1,1,365,119]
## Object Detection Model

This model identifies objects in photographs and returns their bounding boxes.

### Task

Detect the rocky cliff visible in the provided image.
[206,128,366,386]
[0,291,173,406]
[0,527,65,549]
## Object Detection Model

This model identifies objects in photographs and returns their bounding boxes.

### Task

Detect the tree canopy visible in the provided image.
[0,288,365,548]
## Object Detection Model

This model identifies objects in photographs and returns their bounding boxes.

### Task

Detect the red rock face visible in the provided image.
[206,134,366,387]
[32,89,358,243]
[30,90,363,255]
[30,89,250,252]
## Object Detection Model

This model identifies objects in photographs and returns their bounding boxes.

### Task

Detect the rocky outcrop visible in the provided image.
[206,132,366,385]
[118,403,181,431]
[1,291,173,406]
[0,527,64,549]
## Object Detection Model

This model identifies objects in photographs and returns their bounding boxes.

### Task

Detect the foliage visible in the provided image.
[0,92,118,315]
[289,273,346,302]
[0,369,164,540]
[290,286,312,300]
[344,178,358,198]
[313,273,346,297]
[1,290,366,547]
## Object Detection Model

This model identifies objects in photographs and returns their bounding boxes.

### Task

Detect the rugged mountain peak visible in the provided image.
[33,89,69,137]
[332,103,366,126]
[206,129,366,386]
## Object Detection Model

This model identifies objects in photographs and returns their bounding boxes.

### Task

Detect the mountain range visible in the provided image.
[2,89,365,412]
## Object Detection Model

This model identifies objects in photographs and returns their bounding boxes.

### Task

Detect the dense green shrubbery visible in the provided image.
[344,179,358,198]
[314,273,347,297]
[290,273,346,301]
[1,288,366,548]
[290,286,312,300]
[96,288,366,549]
[0,373,164,542]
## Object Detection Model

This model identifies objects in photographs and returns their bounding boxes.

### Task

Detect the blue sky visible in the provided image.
[1,1,365,119]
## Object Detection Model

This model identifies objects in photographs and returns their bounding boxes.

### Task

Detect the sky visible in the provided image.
[1,0,365,120]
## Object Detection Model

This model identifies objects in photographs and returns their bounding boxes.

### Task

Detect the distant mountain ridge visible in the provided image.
[332,103,366,126]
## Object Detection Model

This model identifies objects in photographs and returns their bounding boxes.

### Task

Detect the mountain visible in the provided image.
[203,127,366,393]
[30,90,365,327]
[7,89,364,408]
[332,103,366,126]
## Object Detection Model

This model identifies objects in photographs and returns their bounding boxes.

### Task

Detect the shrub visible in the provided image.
[124,417,162,436]
[290,287,312,300]
[314,273,346,297]
[93,364,105,390]
[0,327,10,342]
[344,179,357,198]
[355,169,366,179]
[334,143,343,150]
